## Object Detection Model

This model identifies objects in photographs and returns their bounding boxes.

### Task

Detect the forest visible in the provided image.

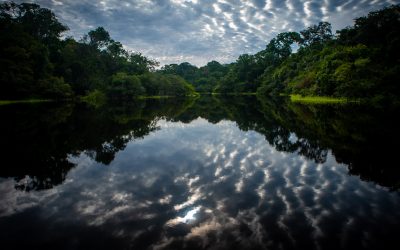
[0,2,399,103]
[0,2,196,102]
[160,5,400,103]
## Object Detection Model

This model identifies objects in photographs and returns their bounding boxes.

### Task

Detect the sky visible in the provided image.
[11,0,400,66]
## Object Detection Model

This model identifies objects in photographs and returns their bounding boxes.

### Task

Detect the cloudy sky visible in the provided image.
[12,0,400,66]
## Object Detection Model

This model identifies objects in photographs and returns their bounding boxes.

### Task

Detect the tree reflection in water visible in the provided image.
[0,96,399,250]
[0,96,398,190]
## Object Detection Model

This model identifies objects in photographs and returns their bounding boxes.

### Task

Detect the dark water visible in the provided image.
[0,96,399,250]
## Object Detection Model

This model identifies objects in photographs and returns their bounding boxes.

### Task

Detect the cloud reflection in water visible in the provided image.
[0,118,399,250]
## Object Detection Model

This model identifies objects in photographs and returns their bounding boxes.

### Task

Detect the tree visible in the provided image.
[84,27,111,50]
[0,1,73,99]
[299,22,333,47]
[126,52,159,74]
[107,72,145,100]
[265,32,301,59]
[106,41,127,58]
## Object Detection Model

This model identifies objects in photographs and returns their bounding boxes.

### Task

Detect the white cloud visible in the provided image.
[11,0,400,66]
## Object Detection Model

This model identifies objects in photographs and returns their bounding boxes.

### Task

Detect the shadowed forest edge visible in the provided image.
[1,2,399,104]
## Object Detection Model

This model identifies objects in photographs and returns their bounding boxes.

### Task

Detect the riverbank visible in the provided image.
[0,99,52,106]
[289,95,359,104]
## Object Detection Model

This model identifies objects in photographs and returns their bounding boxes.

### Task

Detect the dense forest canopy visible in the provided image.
[0,1,196,100]
[159,5,400,102]
[0,2,399,103]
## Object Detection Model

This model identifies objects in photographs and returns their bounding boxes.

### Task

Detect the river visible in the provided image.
[0,96,399,250]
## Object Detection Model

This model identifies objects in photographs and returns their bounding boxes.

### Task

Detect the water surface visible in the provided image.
[0,96,399,250]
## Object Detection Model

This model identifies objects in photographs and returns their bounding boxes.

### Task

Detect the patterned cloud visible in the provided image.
[11,0,399,65]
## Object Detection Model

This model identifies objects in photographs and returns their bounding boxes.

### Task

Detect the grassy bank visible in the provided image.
[0,99,52,106]
[289,95,359,104]
[211,92,257,96]
[137,95,174,100]
[138,93,200,99]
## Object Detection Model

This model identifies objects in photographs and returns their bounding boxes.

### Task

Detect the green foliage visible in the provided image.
[125,52,159,74]
[38,76,73,99]
[289,94,352,104]
[107,73,145,100]
[161,5,398,103]
[138,73,196,97]
[104,72,196,100]
[1,1,399,103]
[159,61,229,93]
[256,5,400,102]
[264,43,384,98]
[0,2,68,44]
[157,74,197,96]
[214,31,302,95]
[85,27,111,49]
[299,22,333,47]
[81,89,107,107]
[0,99,51,105]
[0,1,195,100]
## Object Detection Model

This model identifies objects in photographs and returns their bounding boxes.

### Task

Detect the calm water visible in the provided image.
[0,96,399,250]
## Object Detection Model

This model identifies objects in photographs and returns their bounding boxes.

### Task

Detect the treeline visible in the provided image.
[160,5,400,102]
[0,97,196,190]
[160,61,230,93]
[1,2,399,102]
[0,2,196,100]
[3,95,398,190]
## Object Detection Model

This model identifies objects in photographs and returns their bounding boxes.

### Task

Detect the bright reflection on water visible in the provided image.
[167,206,201,226]
[0,96,399,250]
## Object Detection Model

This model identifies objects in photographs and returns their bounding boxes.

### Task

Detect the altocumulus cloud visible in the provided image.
[11,0,400,65]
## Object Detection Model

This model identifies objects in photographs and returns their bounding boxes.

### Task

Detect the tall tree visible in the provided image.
[83,27,111,50]
[299,22,333,47]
